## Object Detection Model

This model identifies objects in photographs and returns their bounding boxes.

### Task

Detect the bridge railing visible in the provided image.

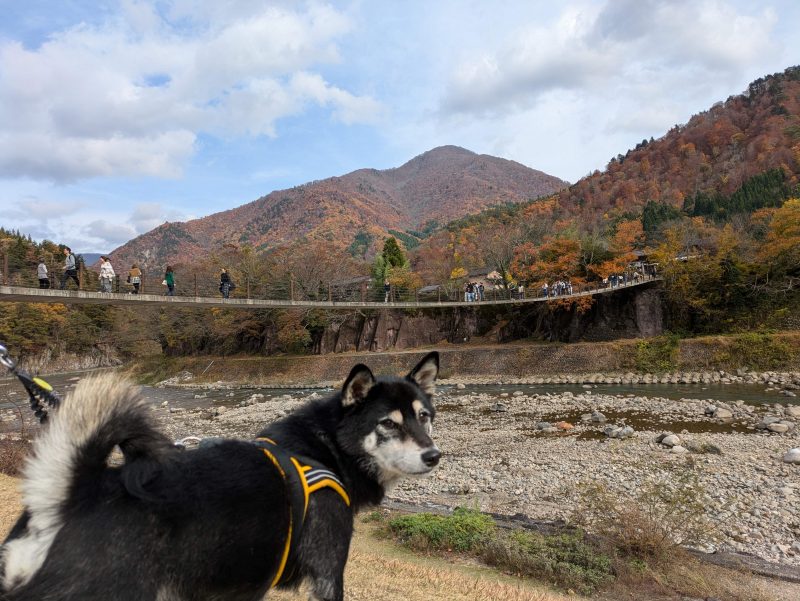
[0,253,658,305]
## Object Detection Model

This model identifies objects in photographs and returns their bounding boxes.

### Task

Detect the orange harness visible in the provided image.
[253,437,350,587]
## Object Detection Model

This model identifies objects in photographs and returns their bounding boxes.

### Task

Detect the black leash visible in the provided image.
[0,342,62,424]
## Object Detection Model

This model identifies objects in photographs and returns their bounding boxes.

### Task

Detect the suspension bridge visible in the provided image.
[0,276,660,310]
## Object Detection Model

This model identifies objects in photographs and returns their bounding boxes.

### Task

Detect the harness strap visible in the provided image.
[0,342,61,424]
[253,437,350,588]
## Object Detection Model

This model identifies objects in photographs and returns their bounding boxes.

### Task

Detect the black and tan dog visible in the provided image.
[0,352,441,601]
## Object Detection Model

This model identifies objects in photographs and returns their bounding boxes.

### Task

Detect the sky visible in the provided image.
[0,0,798,253]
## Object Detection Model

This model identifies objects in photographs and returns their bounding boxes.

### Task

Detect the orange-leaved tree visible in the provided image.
[757,198,800,278]
[590,220,644,279]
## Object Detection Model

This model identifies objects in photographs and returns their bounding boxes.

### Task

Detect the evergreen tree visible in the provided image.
[381,237,407,268]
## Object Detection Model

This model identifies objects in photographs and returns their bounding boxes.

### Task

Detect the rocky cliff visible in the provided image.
[314,283,664,353]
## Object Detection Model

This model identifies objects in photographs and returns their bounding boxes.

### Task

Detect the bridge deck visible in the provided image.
[0,279,660,310]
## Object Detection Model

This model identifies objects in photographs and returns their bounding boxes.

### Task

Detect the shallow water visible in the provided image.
[1,370,797,413]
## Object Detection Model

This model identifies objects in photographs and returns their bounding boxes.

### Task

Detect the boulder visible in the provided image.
[767,423,790,434]
[756,416,782,429]
[714,407,733,419]
[661,434,681,447]
[604,425,634,439]
[783,448,800,464]
[591,411,607,423]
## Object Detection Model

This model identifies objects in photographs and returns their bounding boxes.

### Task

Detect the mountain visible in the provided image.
[109,146,568,269]
[559,66,800,219]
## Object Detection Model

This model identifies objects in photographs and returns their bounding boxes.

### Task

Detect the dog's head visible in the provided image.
[336,351,440,486]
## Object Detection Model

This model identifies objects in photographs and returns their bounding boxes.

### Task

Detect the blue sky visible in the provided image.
[0,0,798,252]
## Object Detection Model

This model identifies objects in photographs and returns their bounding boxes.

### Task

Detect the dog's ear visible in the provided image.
[407,351,439,396]
[341,364,376,407]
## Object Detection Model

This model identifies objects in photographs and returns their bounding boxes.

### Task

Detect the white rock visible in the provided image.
[662,434,681,447]
[671,445,688,454]
[783,448,800,464]
[768,423,790,433]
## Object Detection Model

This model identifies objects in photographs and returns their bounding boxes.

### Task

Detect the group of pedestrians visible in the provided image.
[464,282,484,302]
[541,280,573,298]
[601,270,650,289]
[34,247,80,290]
[36,248,192,297]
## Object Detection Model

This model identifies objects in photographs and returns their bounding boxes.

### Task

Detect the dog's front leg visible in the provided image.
[299,496,351,601]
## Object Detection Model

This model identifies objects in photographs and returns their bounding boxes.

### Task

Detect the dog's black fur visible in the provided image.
[0,352,440,601]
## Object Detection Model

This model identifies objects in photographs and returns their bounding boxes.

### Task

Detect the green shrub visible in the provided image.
[634,333,680,372]
[482,530,613,594]
[387,507,495,552]
[385,508,613,594]
[715,332,795,370]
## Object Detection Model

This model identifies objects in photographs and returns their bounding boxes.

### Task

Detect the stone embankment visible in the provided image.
[441,369,800,390]
[151,370,800,571]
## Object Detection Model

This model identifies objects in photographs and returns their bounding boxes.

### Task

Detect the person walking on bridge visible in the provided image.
[59,247,79,290]
[99,256,115,293]
[220,269,233,299]
[164,266,175,296]
[37,258,49,289]
[128,264,142,294]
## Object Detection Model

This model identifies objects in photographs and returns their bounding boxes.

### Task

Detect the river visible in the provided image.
[2,368,797,413]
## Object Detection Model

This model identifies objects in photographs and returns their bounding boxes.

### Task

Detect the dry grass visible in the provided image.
[289,548,568,601]
[0,400,33,476]
[0,475,570,601]
[0,475,794,601]
[0,473,23,539]
[0,438,30,476]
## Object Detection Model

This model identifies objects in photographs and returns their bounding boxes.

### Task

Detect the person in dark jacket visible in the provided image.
[220,269,232,298]
[59,247,79,290]
[164,266,175,296]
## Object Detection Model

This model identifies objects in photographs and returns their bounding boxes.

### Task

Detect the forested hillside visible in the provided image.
[561,66,800,218]
[109,146,568,270]
[2,67,800,362]
[410,66,800,333]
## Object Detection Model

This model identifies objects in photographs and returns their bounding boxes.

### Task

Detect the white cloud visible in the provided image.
[85,219,137,245]
[0,1,380,182]
[128,202,178,233]
[440,0,780,118]
[0,198,87,221]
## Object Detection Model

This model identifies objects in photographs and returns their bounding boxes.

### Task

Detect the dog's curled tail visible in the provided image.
[3,374,171,592]
[22,373,172,507]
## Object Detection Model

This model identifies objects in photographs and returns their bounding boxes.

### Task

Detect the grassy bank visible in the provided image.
[374,506,784,601]
[0,474,570,601]
[129,331,800,386]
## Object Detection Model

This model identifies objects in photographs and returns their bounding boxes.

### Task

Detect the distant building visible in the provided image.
[330,275,372,301]
[467,267,503,289]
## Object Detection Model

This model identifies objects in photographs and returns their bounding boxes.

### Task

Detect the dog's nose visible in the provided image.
[421,448,441,467]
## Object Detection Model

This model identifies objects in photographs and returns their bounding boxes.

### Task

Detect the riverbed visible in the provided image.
[1,368,799,571]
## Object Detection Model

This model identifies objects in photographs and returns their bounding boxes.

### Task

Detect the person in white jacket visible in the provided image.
[99,256,115,293]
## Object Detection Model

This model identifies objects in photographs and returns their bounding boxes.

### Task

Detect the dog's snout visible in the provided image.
[421,448,441,467]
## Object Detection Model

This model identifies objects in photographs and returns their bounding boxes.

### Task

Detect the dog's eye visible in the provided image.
[419,411,430,423]
[379,418,397,429]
